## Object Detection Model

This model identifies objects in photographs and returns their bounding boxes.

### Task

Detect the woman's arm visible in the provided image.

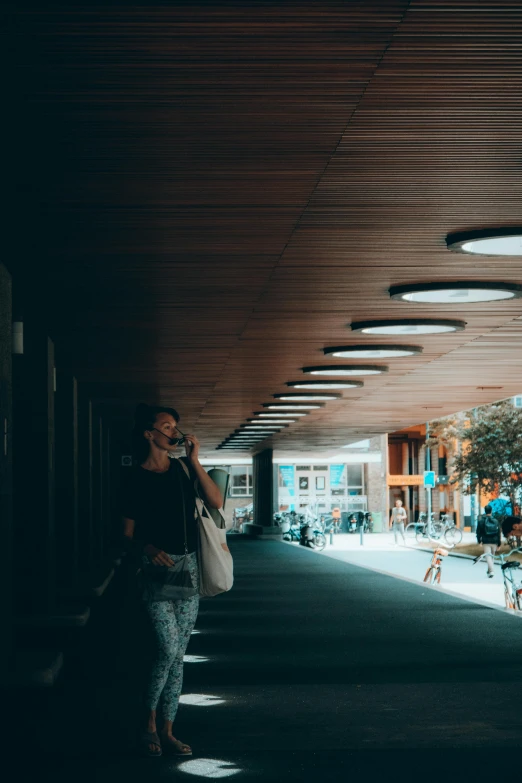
[190,459,223,509]
[122,517,174,566]
[183,434,223,508]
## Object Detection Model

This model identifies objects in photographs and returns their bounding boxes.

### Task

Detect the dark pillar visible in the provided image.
[91,408,104,566]
[0,264,13,669]
[245,448,282,539]
[13,318,56,614]
[78,393,94,575]
[55,370,79,588]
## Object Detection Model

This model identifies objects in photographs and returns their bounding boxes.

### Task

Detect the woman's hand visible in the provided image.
[144,544,174,567]
[184,433,200,463]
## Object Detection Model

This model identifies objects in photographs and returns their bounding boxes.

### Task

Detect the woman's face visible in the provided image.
[147,412,181,451]
[509,521,522,537]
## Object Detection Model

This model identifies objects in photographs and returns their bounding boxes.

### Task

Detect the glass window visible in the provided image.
[299,477,309,490]
[229,465,253,497]
[315,476,325,490]
[347,464,363,488]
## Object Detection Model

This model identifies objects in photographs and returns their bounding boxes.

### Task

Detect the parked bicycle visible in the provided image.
[414,513,443,543]
[300,520,327,551]
[473,547,522,611]
[231,502,253,533]
[439,513,463,545]
[414,513,461,546]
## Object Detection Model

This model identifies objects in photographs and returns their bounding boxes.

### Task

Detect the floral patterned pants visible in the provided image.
[143,552,200,721]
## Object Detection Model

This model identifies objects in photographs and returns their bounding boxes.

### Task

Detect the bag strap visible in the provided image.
[177,457,227,530]
[174,460,189,555]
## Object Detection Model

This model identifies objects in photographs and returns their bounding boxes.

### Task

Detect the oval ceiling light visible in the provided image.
[247,418,296,424]
[351,319,465,335]
[323,345,422,359]
[304,364,387,376]
[273,393,341,402]
[240,428,283,433]
[389,282,522,304]
[263,402,324,410]
[254,411,308,418]
[446,228,522,256]
[286,380,364,389]
[237,426,280,431]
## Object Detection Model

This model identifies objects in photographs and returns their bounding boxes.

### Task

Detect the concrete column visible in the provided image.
[13,317,56,614]
[0,264,13,670]
[55,370,79,588]
[245,448,282,539]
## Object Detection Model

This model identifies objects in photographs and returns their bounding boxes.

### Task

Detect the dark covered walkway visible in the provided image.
[21,538,522,782]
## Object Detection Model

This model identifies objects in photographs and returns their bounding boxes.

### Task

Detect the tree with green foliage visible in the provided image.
[430,401,522,513]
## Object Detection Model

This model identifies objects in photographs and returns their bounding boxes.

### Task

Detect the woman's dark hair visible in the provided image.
[502,515,521,539]
[132,403,180,463]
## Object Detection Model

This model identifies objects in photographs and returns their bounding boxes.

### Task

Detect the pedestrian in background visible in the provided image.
[390,499,407,545]
[476,504,501,578]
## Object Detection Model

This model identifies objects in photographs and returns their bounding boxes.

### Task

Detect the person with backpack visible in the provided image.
[476,504,501,578]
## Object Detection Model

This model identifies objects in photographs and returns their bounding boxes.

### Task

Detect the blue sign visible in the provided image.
[330,464,346,488]
[279,465,295,511]
[424,470,436,488]
[279,466,295,493]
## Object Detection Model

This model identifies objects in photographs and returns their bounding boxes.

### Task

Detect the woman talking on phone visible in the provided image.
[121,404,223,758]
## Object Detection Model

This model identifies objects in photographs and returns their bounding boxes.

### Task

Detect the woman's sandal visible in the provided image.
[162,736,193,757]
[141,730,162,757]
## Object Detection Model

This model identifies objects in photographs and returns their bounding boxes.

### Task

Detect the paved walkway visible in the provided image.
[24,538,522,783]
[295,532,520,614]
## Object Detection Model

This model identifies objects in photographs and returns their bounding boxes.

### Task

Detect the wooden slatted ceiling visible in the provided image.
[11,1,522,453]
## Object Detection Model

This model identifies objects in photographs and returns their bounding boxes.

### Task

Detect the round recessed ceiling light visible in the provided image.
[286,380,364,389]
[273,393,341,402]
[446,228,522,256]
[303,364,387,376]
[389,282,522,304]
[263,403,324,410]
[351,319,465,335]
[254,411,308,418]
[323,345,422,359]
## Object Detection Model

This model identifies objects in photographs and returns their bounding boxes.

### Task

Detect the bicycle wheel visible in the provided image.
[504,588,515,610]
[431,522,443,539]
[313,533,326,551]
[444,526,462,545]
[416,526,429,544]
[405,523,417,539]
[423,567,435,584]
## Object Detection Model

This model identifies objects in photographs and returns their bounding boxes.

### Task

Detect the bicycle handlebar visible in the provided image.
[473,547,522,564]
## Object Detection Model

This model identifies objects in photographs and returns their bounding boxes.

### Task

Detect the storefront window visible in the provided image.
[229,465,253,496]
[347,464,363,488]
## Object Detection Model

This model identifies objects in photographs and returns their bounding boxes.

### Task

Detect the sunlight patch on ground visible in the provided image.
[180,693,225,706]
[178,758,242,778]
